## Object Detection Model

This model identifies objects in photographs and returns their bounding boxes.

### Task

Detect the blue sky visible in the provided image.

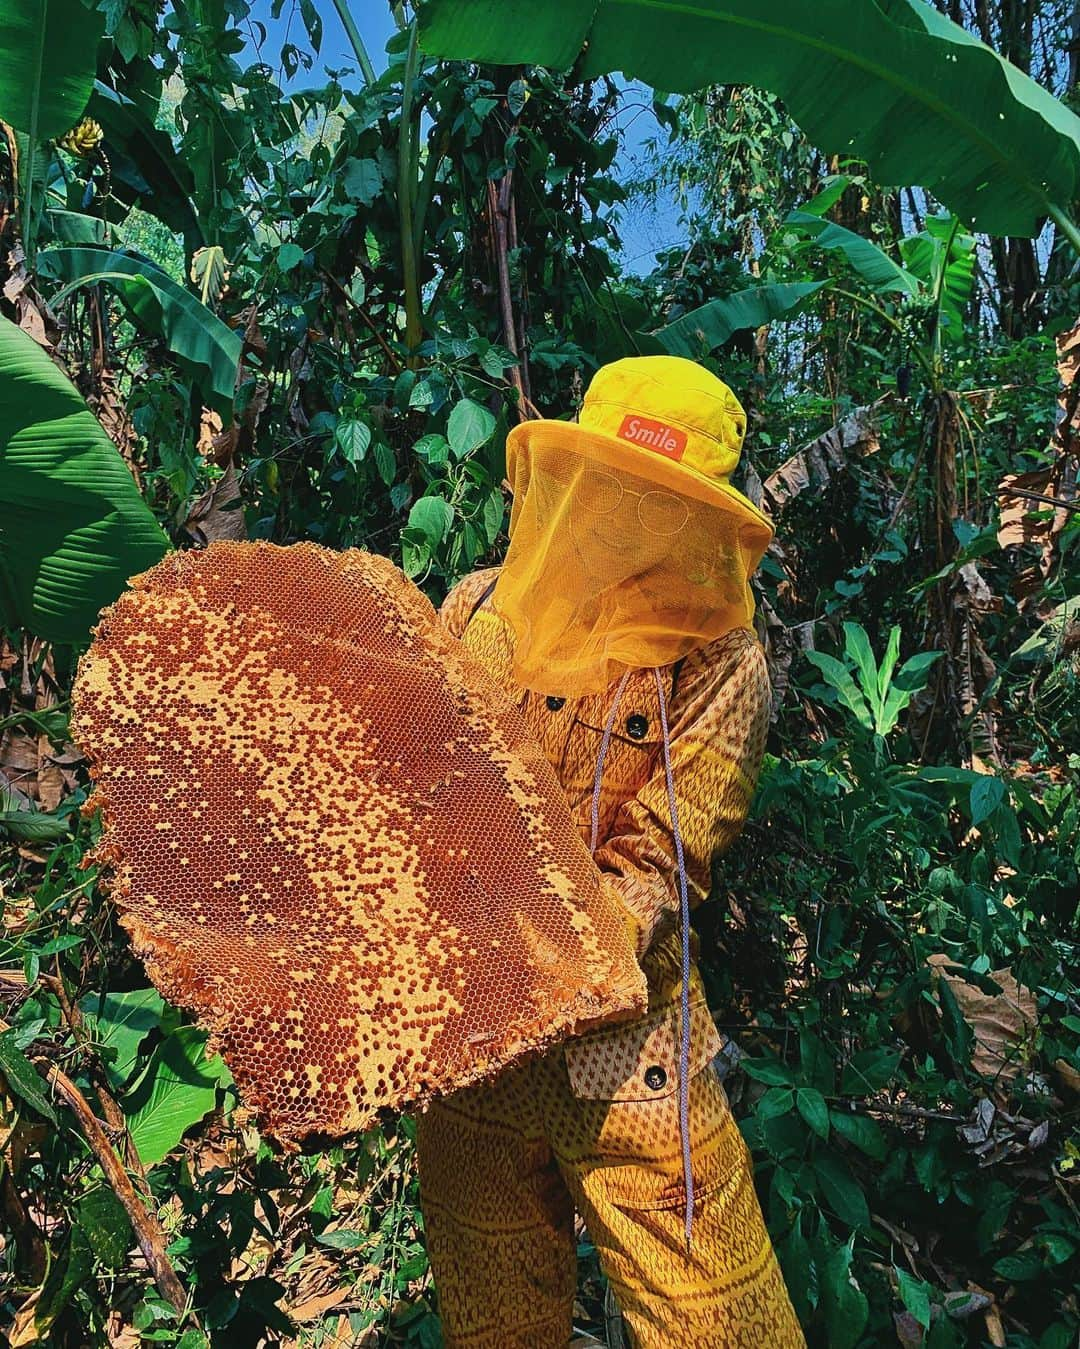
[244,0,685,274]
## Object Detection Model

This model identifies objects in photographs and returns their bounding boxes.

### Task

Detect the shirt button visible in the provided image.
[546,695,565,711]
[626,713,649,740]
[644,1065,667,1091]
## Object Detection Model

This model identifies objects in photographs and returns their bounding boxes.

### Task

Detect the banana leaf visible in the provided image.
[899,214,976,341]
[784,211,920,299]
[417,0,1080,243]
[655,282,825,358]
[0,317,169,645]
[87,83,204,257]
[39,247,242,417]
[0,0,103,139]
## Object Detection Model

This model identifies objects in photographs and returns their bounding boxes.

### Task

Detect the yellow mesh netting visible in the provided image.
[493,422,774,697]
[71,541,646,1146]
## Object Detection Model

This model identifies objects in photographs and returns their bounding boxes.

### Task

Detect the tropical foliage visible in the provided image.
[0,1,1078,1346]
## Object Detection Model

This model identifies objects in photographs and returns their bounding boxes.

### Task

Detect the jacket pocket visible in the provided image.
[564,995,721,1101]
[558,997,742,1211]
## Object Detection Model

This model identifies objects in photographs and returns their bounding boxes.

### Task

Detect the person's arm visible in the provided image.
[592,628,771,959]
[438,568,500,640]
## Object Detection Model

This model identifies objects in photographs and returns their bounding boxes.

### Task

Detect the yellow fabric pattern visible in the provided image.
[493,356,775,697]
[418,984,803,1348]
[417,570,804,1348]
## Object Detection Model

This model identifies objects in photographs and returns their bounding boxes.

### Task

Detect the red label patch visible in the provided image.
[616,414,688,460]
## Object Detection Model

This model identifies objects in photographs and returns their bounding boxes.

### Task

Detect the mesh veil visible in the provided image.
[493,426,774,697]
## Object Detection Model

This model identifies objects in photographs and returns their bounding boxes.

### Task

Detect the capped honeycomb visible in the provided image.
[71,541,646,1146]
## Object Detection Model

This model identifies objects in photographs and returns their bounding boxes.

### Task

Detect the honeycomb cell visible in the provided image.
[71,540,646,1146]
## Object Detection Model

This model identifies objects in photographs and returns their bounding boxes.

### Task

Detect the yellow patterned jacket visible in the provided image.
[441,568,771,1026]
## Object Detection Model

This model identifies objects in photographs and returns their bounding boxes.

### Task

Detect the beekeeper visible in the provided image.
[416,355,805,1348]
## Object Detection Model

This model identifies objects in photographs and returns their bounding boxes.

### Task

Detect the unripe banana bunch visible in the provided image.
[59,117,104,157]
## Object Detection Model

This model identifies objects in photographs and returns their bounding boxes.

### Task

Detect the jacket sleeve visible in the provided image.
[438,567,500,640]
[592,628,771,958]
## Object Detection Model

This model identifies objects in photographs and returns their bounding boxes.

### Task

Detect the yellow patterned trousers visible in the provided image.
[416,984,805,1348]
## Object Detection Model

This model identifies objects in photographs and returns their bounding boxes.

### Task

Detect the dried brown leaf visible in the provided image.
[184,461,247,545]
[928,955,1037,1084]
[764,402,882,511]
[291,1285,349,1322]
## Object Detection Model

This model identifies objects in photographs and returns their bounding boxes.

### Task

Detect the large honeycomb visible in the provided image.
[71,541,646,1145]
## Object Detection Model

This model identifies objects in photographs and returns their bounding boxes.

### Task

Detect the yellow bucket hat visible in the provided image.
[506,355,772,534]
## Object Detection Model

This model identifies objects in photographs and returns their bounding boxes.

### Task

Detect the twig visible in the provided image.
[996,485,1080,514]
[36,1055,197,1323]
[832,1097,964,1125]
[1,1012,194,1323]
[319,270,403,373]
[39,972,150,1186]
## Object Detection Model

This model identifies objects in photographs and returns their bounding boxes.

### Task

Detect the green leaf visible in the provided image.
[0,316,169,644]
[408,496,454,549]
[0,806,70,840]
[316,1228,369,1249]
[786,210,920,297]
[814,1151,871,1231]
[796,1087,830,1140]
[47,209,107,245]
[343,157,383,206]
[756,1087,795,1120]
[797,174,852,217]
[799,1028,835,1092]
[805,650,874,731]
[842,622,883,723]
[75,1187,132,1270]
[656,282,824,358]
[777,1215,815,1323]
[481,489,505,546]
[373,440,396,487]
[0,1026,58,1125]
[276,242,305,271]
[819,1236,869,1349]
[447,398,496,458]
[35,1223,93,1333]
[879,649,941,733]
[970,775,1006,827]
[175,1333,210,1349]
[0,0,104,139]
[841,1041,900,1095]
[78,986,165,1087]
[899,213,976,338]
[38,248,242,417]
[413,432,449,466]
[123,1026,224,1167]
[993,1251,1043,1282]
[830,1110,888,1160]
[876,625,903,709]
[87,83,203,255]
[895,1268,932,1328]
[742,1057,795,1086]
[335,419,372,466]
[417,0,1080,240]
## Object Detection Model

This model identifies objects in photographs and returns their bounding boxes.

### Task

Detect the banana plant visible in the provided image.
[0,0,104,258]
[38,247,242,417]
[782,204,977,375]
[653,280,826,359]
[806,622,940,745]
[417,0,1080,250]
[0,317,169,645]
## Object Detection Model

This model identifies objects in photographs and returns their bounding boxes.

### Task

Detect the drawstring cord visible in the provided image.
[655,667,695,1252]
[587,667,695,1252]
